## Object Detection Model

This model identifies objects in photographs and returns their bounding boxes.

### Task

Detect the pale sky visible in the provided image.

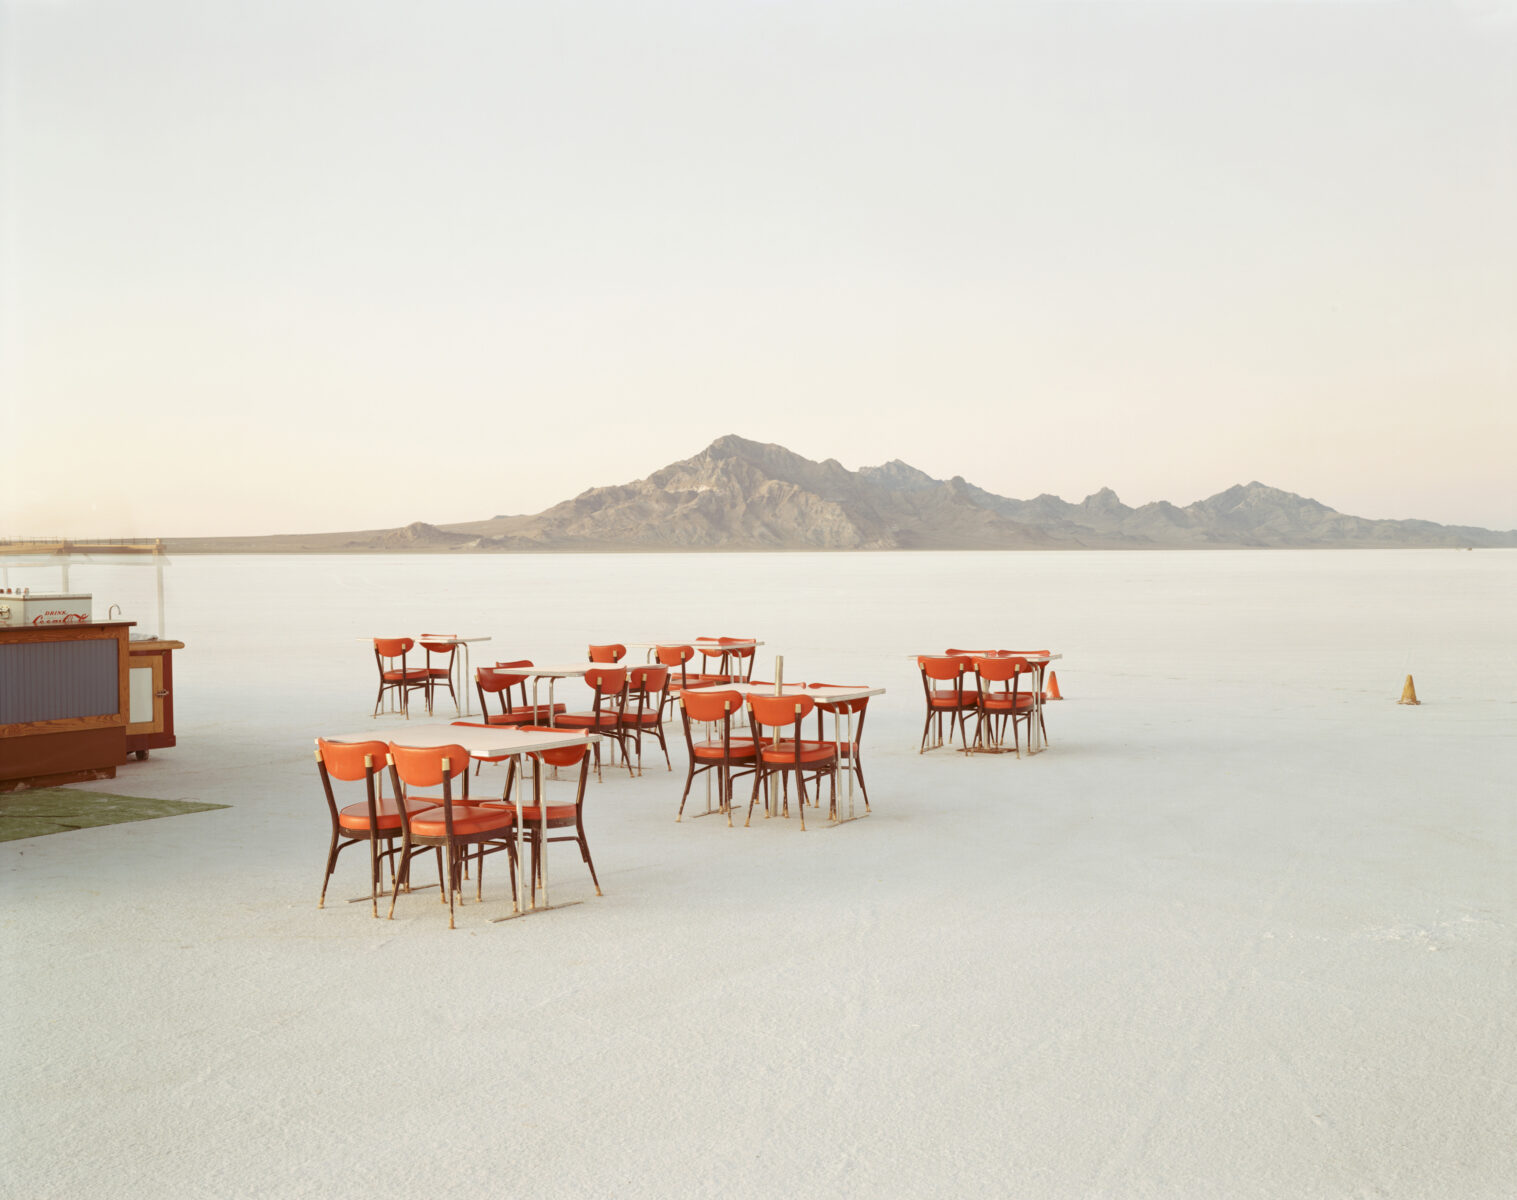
[3,1,1514,537]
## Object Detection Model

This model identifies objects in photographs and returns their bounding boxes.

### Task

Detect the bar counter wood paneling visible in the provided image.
[0,621,132,792]
[126,638,185,759]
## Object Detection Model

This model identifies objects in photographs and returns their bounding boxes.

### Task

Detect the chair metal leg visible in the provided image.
[579,830,602,896]
[319,829,341,908]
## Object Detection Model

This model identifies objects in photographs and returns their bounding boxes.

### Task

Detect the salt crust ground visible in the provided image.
[2,550,1513,1198]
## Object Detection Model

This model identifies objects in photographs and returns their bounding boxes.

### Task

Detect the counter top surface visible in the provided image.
[0,620,136,635]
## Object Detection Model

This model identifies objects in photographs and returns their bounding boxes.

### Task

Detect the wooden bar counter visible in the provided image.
[0,620,135,793]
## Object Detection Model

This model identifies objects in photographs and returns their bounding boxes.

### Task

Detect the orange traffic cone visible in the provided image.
[1398,675,1420,705]
[1045,671,1062,700]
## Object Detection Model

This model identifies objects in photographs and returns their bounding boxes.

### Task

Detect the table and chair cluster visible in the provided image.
[916,649,1061,757]
[371,633,491,718]
[320,633,1060,928]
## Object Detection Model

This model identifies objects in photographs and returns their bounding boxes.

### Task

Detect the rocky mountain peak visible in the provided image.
[856,459,941,491]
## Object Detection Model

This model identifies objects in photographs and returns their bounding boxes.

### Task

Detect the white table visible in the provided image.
[684,681,884,824]
[323,722,599,918]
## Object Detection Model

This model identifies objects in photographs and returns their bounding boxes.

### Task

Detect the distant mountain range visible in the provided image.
[165,435,1517,552]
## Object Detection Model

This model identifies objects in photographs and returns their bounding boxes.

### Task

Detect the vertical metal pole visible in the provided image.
[155,556,166,638]
[768,656,783,817]
[61,560,70,592]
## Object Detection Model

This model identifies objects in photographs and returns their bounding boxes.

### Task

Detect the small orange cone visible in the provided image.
[1045,671,1062,700]
[1398,675,1420,705]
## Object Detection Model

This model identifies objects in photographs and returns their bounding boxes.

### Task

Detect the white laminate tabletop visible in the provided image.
[499,663,607,678]
[626,639,764,651]
[913,651,1062,663]
[321,723,598,757]
[685,682,885,702]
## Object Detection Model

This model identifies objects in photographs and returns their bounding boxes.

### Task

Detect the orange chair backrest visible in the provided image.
[538,743,589,769]
[919,656,968,681]
[374,637,414,657]
[514,726,591,770]
[584,666,627,694]
[588,644,626,663]
[388,742,470,788]
[317,738,388,782]
[628,665,669,692]
[656,644,694,668]
[420,640,455,655]
[748,692,815,729]
[493,659,533,687]
[476,667,514,694]
[682,688,743,722]
[974,656,1030,682]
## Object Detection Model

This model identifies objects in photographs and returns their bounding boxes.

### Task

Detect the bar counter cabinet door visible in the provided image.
[125,639,185,759]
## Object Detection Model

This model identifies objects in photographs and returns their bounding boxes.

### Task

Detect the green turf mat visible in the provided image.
[0,789,229,842]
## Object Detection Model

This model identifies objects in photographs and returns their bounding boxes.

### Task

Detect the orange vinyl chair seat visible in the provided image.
[759,741,838,766]
[473,707,565,726]
[691,737,757,761]
[556,710,623,728]
[981,692,1036,711]
[403,804,515,839]
[927,689,974,707]
[382,668,430,682]
[480,801,579,826]
[337,795,437,832]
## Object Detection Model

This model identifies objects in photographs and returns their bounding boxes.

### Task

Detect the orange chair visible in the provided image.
[418,637,459,716]
[971,656,1035,755]
[918,656,975,753]
[475,662,567,728]
[677,688,756,824]
[588,643,626,663]
[808,684,871,812]
[656,644,697,720]
[315,738,438,916]
[745,692,837,831]
[554,666,632,779]
[386,742,517,929]
[481,731,599,903]
[622,665,672,774]
[373,638,429,717]
[722,637,758,683]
